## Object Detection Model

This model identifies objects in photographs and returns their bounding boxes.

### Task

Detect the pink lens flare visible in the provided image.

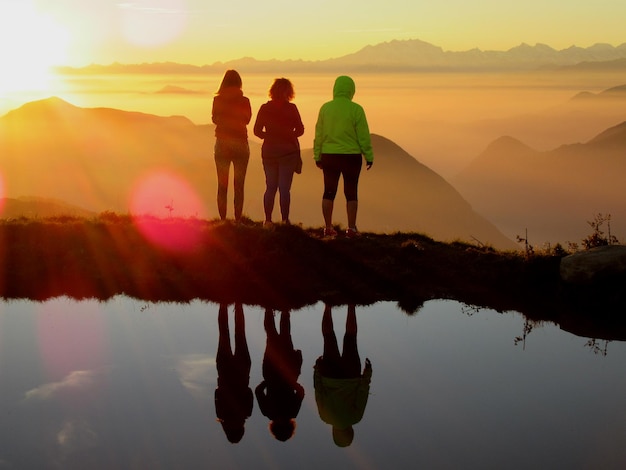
[130,170,207,252]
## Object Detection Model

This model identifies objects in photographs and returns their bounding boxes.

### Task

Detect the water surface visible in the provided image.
[0,297,624,469]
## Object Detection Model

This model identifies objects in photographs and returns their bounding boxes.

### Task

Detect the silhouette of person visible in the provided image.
[255,309,305,442]
[214,303,253,443]
[313,304,372,447]
[212,69,252,222]
[253,77,305,226]
[313,75,374,238]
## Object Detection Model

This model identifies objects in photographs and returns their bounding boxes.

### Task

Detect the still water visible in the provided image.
[0,297,624,469]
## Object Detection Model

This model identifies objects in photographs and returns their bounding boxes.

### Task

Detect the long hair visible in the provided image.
[269,78,295,102]
[216,69,243,95]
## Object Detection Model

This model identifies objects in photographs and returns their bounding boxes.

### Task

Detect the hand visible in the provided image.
[366,161,373,170]
[316,161,323,169]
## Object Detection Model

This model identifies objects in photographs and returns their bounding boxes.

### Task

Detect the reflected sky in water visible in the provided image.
[0,297,624,469]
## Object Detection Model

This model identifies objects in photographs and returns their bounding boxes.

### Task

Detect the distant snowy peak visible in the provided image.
[337,39,626,69]
[57,39,626,74]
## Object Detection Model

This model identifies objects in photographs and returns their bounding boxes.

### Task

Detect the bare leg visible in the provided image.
[347,200,358,230]
[342,304,361,377]
[234,303,251,371]
[215,162,229,220]
[233,160,248,222]
[322,304,340,362]
[322,199,334,229]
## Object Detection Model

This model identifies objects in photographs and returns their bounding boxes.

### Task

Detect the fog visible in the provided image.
[4,70,620,177]
[2,70,625,244]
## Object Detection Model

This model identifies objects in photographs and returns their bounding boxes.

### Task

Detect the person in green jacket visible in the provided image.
[313,304,372,447]
[313,75,374,238]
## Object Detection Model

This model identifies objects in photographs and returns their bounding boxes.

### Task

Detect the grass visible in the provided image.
[0,214,621,322]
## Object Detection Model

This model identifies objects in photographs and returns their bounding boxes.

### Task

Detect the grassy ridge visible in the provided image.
[0,214,568,314]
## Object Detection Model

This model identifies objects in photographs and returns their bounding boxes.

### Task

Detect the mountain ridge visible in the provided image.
[454,121,626,244]
[54,39,626,74]
[0,97,515,249]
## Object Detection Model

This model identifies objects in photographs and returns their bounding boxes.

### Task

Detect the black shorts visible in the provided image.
[320,154,362,201]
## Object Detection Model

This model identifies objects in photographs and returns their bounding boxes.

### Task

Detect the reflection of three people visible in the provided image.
[214,303,372,446]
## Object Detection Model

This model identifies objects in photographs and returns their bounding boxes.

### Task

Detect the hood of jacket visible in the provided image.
[332,76,355,100]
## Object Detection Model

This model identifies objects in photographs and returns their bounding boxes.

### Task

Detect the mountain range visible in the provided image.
[0,97,515,249]
[54,39,626,74]
[453,121,626,245]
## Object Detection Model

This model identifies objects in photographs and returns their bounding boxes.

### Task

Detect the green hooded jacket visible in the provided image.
[313,76,374,163]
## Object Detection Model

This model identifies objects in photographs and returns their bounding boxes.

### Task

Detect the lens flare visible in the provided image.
[0,1,69,94]
[35,299,108,383]
[130,170,206,252]
[130,170,206,217]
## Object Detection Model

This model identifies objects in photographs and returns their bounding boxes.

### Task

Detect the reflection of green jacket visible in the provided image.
[313,360,372,429]
[313,76,374,163]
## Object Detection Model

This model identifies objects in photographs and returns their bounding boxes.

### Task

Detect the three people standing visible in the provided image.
[212,72,374,233]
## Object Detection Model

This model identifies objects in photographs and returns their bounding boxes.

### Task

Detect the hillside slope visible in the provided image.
[0,97,514,248]
[454,121,626,243]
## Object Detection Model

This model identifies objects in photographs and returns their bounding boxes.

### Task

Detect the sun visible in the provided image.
[0,2,69,95]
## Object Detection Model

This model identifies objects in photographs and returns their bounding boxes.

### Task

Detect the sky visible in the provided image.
[2,0,626,69]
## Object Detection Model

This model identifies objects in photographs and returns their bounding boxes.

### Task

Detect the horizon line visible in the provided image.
[52,37,626,69]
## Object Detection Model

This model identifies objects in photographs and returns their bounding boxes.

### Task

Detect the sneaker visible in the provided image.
[323,227,338,238]
[345,227,361,238]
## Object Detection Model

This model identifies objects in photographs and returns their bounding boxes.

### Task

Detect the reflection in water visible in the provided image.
[255,309,305,442]
[0,298,624,468]
[314,304,372,447]
[214,303,253,443]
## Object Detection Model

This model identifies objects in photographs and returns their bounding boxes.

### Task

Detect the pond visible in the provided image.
[0,297,624,469]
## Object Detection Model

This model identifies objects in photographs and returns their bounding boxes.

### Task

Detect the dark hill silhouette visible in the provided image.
[332,135,513,247]
[571,84,626,102]
[0,97,209,214]
[585,121,626,147]
[472,136,536,166]
[453,121,626,244]
[457,82,626,161]
[0,97,514,248]
[0,197,95,219]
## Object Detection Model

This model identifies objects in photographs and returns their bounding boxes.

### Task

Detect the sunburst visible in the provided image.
[0,2,68,95]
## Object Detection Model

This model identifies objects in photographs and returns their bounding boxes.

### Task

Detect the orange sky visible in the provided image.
[4,0,626,68]
[1,0,625,97]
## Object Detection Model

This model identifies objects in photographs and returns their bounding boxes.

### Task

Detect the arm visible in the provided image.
[292,383,305,416]
[313,108,324,162]
[211,96,220,125]
[292,104,305,138]
[363,358,372,379]
[253,105,266,140]
[355,106,374,166]
[255,381,268,415]
[243,97,252,125]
